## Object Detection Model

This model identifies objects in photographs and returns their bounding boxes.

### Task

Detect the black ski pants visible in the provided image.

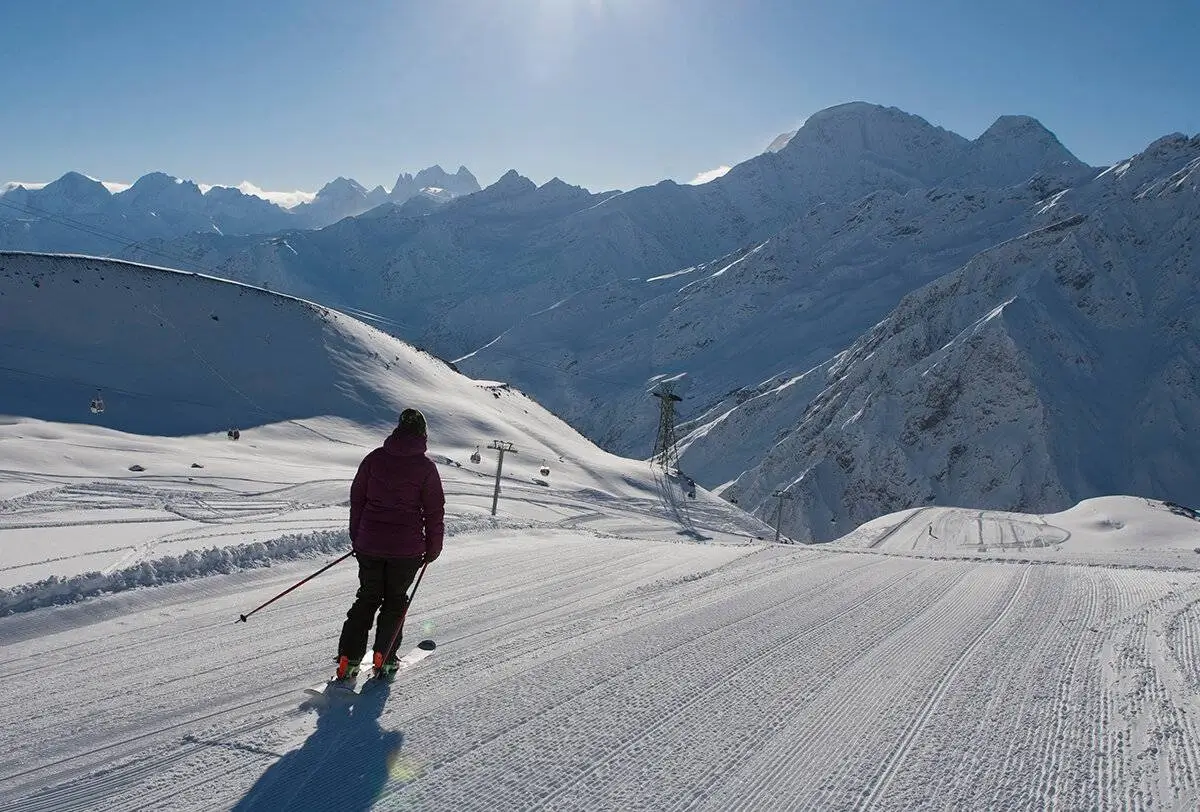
[337,553,422,663]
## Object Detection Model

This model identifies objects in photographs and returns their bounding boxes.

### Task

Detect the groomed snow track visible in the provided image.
[4,533,1200,810]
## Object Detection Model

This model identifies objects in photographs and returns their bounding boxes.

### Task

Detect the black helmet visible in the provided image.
[398,408,427,437]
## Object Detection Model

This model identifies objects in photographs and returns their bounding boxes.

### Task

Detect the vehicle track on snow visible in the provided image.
[386,558,936,810]
[860,565,1031,808]
[0,539,753,807]
[711,563,1002,811]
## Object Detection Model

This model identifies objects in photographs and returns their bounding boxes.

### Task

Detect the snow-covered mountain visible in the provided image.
[447,114,1196,540]
[0,164,481,253]
[291,165,480,227]
[116,172,625,348]
[440,106,1092,450]
[460,180,1055,458]
[127,104,1091,362]
[390,164,480,202]
[288,177,390,229]
[0,171,296,253]
[702,133,1200,541]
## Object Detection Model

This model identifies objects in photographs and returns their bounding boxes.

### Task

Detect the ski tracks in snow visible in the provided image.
[6,536,1200,809]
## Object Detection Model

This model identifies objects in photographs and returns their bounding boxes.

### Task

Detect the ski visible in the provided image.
[303,640,436,702]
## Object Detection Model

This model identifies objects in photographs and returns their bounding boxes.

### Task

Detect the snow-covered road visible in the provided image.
[4,530,1200,811]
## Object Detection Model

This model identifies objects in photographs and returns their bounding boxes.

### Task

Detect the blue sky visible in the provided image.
[2,0,1196,195]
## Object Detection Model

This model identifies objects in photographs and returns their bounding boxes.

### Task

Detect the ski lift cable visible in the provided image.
[461,345,636,389]
[0,198,209,274]
[0,201,369,446]
[1,196,670,446]
[129,291,363,447]
[0,363,248,412]
[2,197,648,393]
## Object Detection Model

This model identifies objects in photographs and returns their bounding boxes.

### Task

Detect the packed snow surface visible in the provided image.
[4,500,1200,809]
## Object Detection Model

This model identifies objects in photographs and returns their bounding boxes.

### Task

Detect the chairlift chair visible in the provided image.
[539,462,551,477]
[470,446,482,464]
[90,392,105,414]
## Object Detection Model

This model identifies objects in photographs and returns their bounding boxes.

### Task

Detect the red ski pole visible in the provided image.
[380,561,435,662]
[235,551,354,623]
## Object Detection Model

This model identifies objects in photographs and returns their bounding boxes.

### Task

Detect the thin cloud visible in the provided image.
[199,181,317,208]
[689,165,731,185]
[233,181,316,209]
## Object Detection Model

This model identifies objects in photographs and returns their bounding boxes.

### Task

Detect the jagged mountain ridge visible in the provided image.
[0,164,482,254]
[289,165,481,228]
[117,103,1093,365]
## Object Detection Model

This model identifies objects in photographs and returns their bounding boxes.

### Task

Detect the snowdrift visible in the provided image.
[830,496,1200,570]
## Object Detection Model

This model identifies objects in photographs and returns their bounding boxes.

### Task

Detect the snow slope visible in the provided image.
[0,252,766,591]
[832,496,1200,570]
[460,181,1050,460]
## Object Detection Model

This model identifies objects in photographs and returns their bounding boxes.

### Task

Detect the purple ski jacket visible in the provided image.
[349,429,445,560]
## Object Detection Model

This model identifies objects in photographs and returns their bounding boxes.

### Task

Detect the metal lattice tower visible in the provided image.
[651,384,683,471]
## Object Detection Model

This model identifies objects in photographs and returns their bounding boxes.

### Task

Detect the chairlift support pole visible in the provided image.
[488,440,518,516]
[651,385,683,471]
[771,490,795,543]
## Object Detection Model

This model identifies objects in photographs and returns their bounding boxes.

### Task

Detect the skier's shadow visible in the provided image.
[233,683,404,812]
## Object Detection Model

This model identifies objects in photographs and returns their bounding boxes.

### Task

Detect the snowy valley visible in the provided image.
[84,103,1200,544]
[79,102,1197,541]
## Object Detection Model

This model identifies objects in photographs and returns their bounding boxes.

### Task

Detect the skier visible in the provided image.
[335,408,445,681]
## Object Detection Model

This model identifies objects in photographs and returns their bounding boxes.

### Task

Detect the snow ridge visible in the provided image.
[0,529,350,615]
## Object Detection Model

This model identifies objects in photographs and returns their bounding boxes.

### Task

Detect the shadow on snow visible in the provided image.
[233,682,406,811]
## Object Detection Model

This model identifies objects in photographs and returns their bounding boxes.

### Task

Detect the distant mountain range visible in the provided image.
[0,164,480,254]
